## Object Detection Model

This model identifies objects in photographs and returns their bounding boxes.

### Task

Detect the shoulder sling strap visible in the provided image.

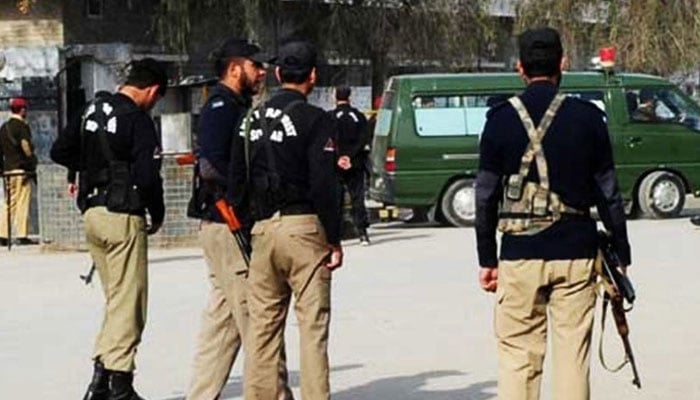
[507,93,567,191]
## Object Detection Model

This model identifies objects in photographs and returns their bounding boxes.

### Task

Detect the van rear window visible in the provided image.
[375,91,396,137]
[412,94,511,137]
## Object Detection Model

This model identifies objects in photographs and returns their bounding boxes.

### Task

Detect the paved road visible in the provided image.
[2,215,700,399]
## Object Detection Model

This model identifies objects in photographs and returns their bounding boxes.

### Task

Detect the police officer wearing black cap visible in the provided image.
[228,39,343,400]
[330,85,371,245]
[51,58,168,400]
[475,27,631,400]
[184,37,293,400]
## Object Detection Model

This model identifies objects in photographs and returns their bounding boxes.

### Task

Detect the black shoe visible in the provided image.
[107,371,145,400]
[359,231,371,246]
[83,360,110,400]
[15,237,38,246]
[0,238,8,247]
[691,216,700,226]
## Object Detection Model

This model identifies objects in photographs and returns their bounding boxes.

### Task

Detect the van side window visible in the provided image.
[413,94,510,137]
[565,91,606,112]
[626,87,700,131]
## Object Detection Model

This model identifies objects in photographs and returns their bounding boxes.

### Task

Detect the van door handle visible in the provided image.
[626,136,643,148]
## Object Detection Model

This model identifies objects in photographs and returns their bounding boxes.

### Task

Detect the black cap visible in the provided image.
[270,40,317,71]
[215,38,267,63]
[518,27,563,77]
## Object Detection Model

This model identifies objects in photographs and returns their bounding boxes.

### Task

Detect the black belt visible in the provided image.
[85,189,108,209]
[499,211,591,220]
[279,203,314,216]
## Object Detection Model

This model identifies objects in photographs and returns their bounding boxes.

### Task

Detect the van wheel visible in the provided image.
[637,171,685,218]
[440,179,475,227]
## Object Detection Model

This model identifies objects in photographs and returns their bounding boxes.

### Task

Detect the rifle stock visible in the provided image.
[215,199,251,267]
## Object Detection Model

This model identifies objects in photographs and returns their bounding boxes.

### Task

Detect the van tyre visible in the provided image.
[637,171,685,219]
[440,179,476,227]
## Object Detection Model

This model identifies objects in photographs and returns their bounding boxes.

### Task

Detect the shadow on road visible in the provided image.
[150,255,203,265]
[160,364,363,400]
[344,233,433,248]
[333,371,496,400]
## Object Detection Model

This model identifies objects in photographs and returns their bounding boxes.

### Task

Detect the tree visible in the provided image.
[512,0,700,75]
[152,0,494,95]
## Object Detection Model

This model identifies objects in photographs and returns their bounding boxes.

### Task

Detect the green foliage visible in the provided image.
[513,0,700,75]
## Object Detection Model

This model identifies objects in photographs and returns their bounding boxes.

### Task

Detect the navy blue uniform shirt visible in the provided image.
[475,81,631,267]
[197,83,251,223]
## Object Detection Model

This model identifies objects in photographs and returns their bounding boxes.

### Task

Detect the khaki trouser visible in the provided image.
[188,222,293,400]
[495,258,596,400]
[85,206,148,372]
[244,214,333,400]
[0,171,32,238]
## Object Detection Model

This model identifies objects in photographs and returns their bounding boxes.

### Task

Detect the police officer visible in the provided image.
[51,58,168,400]
[0,97,38,246]
[184,38,293,400]
[330,85,371,245]
[228,40,343,400]
[475,28,631,400]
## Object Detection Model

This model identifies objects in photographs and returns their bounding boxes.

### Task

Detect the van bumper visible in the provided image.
[369,173,396,204]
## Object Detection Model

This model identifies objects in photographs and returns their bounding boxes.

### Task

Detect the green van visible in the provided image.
[369,72,700,226]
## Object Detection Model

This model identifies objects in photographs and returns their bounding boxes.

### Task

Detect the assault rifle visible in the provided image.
[215,199,251,267]
[177,153,251,266]
[597,230,641,389]
[80,263,96,285]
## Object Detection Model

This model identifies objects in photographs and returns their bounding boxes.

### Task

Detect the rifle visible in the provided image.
[177,152,251,266]
[596,230,641,389]
[215,199,251,267]
[80,263,96,285]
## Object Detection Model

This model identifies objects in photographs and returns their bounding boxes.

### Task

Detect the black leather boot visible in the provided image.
[82,360,109,400]
[107,371,145,400]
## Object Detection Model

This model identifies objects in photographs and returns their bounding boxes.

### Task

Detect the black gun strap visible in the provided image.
[256,100,305,182]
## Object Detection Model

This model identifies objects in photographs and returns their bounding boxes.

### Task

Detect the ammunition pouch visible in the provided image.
[498,179,586,235]
[497,93,587,236]
[105,161,143,213]
[186,159,212,219]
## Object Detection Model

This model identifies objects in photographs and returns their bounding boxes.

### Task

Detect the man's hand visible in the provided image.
[337,155,352,170]
[146,223,162,235]
[325,244,344,271]
[479,267,498,292]
[67,183,78,198]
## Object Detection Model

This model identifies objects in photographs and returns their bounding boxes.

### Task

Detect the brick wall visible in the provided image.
[39,157,199,251]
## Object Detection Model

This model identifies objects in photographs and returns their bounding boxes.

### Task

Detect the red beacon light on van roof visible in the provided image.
[599,46,616,69]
